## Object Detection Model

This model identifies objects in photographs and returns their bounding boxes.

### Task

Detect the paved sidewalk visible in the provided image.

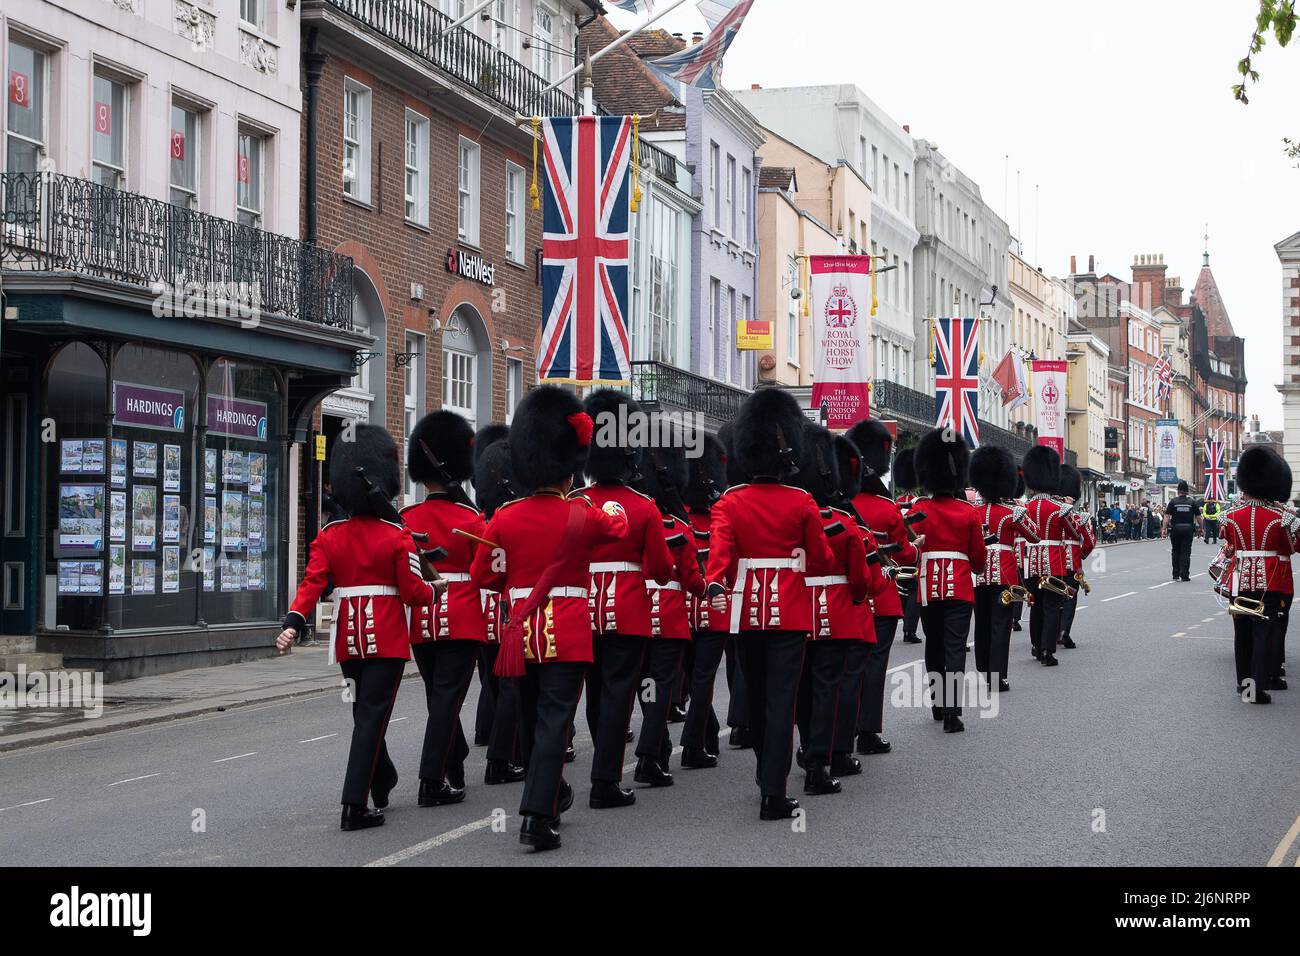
[0,642,418,753]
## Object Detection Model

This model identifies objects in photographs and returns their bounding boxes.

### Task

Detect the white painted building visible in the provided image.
[1275,229,1300,494]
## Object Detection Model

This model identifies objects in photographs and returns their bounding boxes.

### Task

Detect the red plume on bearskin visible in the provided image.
[567,411,594,448]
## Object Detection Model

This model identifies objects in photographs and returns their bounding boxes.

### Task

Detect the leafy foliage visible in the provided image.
[1234,0,1296,104]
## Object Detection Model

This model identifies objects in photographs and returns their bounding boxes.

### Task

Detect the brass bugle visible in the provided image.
[999,585,1031,606]
[1073,570,1092,595]
[1229,595,1268,620]
[1039,575,1076,598]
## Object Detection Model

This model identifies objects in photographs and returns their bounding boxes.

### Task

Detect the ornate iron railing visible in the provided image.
[870,379,935,426]
[325,0,585,119]
[0,172,353,329]
[630,361,749,425]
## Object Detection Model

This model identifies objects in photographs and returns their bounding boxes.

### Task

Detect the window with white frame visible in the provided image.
[492,0,517,55]
[91,72,127,189]
[506,358,523,423]
[6,41,46,175]
[709,142,720,227]
[404,110,429,225]
[740,167,751,246]
[240,0,264,31]
[505,161,525,263]
[458,137,480,245]
[343,79,371,203]
[648,197,680,365]
[708,278,720,377]
[443,348,477,427]
[786,258,799,365]
[533,2,555,82]
[236,130,264,228]
[169,102,200,210]
[403,334,425,504]
[725,155,736,237]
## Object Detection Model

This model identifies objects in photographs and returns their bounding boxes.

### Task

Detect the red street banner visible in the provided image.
[809,255,872,429]
[1032,359,1069,458]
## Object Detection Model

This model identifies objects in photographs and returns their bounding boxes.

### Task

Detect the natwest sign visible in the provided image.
[446,247,495,287]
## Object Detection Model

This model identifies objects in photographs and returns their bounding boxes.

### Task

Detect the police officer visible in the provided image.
[1161,481,1201,582]
[1203,498,1221,544]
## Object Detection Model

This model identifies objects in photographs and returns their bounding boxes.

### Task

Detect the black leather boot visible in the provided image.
[446,764,466,790]
[589,781,637,809]
[943,714,965,733]
[1042,653,1059,667]
[830,752,862,776]
[519,814,561,851]
[856,732,892,755]
[340,804,385,831]
[371,770,397,810]
[681,746,719,769]
[803,758,841,795]
[484,759,526,785]
[728,726,752,749]
[418,778,466,807]
[633,756,674,787]
[759,795,800,820]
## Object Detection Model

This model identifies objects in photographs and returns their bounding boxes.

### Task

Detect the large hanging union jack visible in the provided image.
[538,115,633,386]
[647,0,755,90]
[933,316,981,448]
[1204,436,1226,500]
[1153,353,1173,401]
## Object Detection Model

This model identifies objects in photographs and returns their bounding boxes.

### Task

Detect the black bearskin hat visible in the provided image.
[330,424,401,517]
[833,435,862,503]
[892,447,917,494]
[915,428,969,497]
[473,423,510,463]
[969,445,1017,504]
[1236,446,1292,502]
[637,443,688,517]
[1021,444,1061,495]
[1015,470,1026,499]
[583,388,642,483]
[1058,463,1083,501]
[472,437,518,519]
[510,385,592,492]
[734,387,804,479]
[793,421,838,507]
[684,433,727,510]
[407,409,475,485]
[845,419,894,482]
[717,422,751,487]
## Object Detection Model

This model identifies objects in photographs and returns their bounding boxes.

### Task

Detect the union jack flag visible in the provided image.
[609,0,655,11]
[538,115,633,386]
[646,0,754,91]
[933,317,981,448]
[1154,353,1173,401]
[1204,436,1226,500]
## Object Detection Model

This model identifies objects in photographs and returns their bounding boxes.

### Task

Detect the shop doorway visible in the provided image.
[1,368,37,636]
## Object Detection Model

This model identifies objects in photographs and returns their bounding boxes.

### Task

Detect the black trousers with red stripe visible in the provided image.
[411,640,478,784]
[920,600,972,717]
[681,630,727,753]
[973,585,1013,683]
[586,633,649,784]
[736,631,807,797]
[796,640,851,764]
[338,658,405,807]
[518,661,586,818]
[854,616,897,737]
[637,638,686,763]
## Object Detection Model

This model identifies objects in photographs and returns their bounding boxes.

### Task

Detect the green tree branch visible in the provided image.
[1234,0,1296,104]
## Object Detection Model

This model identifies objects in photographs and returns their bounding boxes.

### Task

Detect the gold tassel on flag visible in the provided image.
[870,256,878,317]
[630,115,643,214]
[802,255,810,318]
[928,319,935,367]
[530,116,541,211]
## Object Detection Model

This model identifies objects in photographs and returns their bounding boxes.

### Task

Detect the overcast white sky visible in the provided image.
[607,0,1300,430]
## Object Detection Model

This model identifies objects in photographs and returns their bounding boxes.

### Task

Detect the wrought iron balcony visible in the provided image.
[870,379,935,426]
[325,0,586,119]
[630,361,749,426]
[0,172,353,329]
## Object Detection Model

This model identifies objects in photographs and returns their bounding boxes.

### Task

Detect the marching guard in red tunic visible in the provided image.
[847,419,919,756]
[893,448,923,645]
[470,386,628,851]
[469,428,525,785]
[911,429,987,733]
[1057,464,1096,650]
[276,425,441,831]
[969,446,1032,693]
[577,390,676,808]
[634,437,707,780]
[1010,472,1028,633]
[401,410,488,808]
[1221,446,1296,704]
[680,433,732,766]
[1021,446,1069,668]
[705,389,834,820]
[792,423,881,795]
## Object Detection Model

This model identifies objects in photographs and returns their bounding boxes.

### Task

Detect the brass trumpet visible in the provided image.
[999,585,1032,606]
[1039,575,1076,599]
[1073,571,1092,595]
[1229,595,1268,620]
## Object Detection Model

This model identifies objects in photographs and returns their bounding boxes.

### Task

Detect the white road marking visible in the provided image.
[1174,634,1231,641]
[1268,812,1300,867]
[1172,632,1186,638]
[1191,572,1207,579]
[390,717,408,724]
[1102,592,1136,603]
[0,798,52,812]
[107,773,161,787]
[1148,582,1172,590]
[365,816,498,867]
[1201,618,1215,623]
[212,752,257,764]
[299,733,338,743]
[887,657,925,675]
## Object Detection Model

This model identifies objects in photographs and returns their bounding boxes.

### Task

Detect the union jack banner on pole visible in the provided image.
[538,115,634,386]
[646,0,755,91]
[609,0,656,12]
[933,317,981,448]
[1204,436,1226,500]
[1154,352,1173,401]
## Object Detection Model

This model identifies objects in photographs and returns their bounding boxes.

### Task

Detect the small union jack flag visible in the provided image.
[933,317,981,448]
[646,0,755,91]
[1204,436,1226,500]
[1154,353,1173,401]
[538,115,634,386]
[609,0,655,12]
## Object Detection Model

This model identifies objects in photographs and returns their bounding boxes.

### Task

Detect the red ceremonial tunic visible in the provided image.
[1024,495,1069,579]
[648,514,707,639]
[1062,510,1097,574]
[687,510,729,632]
[910,496,987,605]
[1222,502,1297,596]
[580,483,675,638]
[974,502,1028,587]
[705,480,834,633]
[807,507,878,642]
[400,494,488,644]
[481,590,503,644]
[853,490,918,619]
[470,492,628,664]
[288,517,436,664]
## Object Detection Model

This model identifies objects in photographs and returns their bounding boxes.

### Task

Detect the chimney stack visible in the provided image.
[902,124,910,133]
[692,31,704,45]
[750,83,762,90]
[1088,255,1095,273]
[1070,255,1077,274]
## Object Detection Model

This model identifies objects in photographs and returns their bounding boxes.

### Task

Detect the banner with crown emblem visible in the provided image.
[809,255,873,429]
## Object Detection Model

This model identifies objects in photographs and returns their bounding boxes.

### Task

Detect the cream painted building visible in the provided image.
[1066,326,1109,507]
[1276,230,1300,495]
[1007,249,1063,433]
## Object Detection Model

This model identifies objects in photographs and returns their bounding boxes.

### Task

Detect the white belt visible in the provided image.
[987,544,1012,553]
[508,586,589,601]
[1034,540,1064,546]
[730,557,804,632]
[590,562,642,574]
[332,585,400,599]
[1238,551,1278,558]
[646,581,683,592]
[923,551,969,562]
[437,572,471,583]
[805,575,849,588]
